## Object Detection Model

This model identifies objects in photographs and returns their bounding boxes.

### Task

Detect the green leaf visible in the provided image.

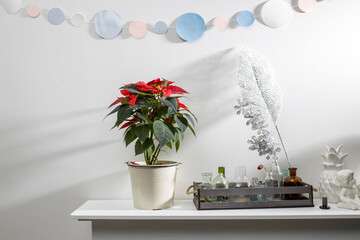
[135,111,147,121]
[135,124,151,142]
[146,145,154,156]
[141,107,149,120]
[104,105,120,120]
[159,97,177,114]
[136,97,152,108]
[124,126,137,147]
[183,113,195,127]
[124,124,136,137]
[184,109,198,123]
[149,99,158,104]
[164,122,176,134]
[135,139,143,156]
[173,131,179,144]
[167,97,178,112]
[143,138,154,151]
[167,107,174,115]
[175,140,180,152]
[176,128,184,140]
[166,141,172,149]
[175,115,188,133]
[188,123,196,137]
[134,138,154,156]
[153,120,174,148]
[155,106,169,118]
[116,104,134,127]
[120,85,147,95]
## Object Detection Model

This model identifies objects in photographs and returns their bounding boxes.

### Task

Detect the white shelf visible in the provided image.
[71,199,360,220]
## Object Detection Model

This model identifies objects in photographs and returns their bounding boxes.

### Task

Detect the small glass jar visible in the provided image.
[199,172,213,202]
[250,177,266,201]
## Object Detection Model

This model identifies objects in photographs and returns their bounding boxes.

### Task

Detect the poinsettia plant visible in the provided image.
[106,78,197,165]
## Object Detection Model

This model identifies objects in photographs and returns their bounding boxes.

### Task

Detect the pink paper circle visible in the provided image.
[129,20,147,39]
[298,0,316,13]
[213,16,228,30]
[27,4,41,18]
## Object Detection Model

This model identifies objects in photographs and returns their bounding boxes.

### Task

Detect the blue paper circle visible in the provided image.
[176,13,205,42]
[154,21,168,35]
[48,7,65,25]
[94,10,123,39]
[236,11,255,27]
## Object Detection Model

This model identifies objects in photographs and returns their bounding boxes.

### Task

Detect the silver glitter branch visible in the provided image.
[234,47,291,168]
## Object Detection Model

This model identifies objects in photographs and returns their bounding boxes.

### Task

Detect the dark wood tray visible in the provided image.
[189,182,314,210]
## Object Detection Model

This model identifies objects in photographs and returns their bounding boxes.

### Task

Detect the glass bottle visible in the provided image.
[282,169,290,183]
[271,159,283,200]
[284,168,303,200]
[211,166,228,202]
[264,171,274,201]
[228,166,251,202]
[250,177,266,201]
[199,172,213,202]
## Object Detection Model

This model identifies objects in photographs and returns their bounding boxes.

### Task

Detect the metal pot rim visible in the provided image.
[126,161,181,168]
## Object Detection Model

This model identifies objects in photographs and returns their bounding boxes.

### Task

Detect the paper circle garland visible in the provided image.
[94,10,123,39]
[261,0,292,29]
[71,13,85,27]
[298,0,316,13]
[2,0,22,14]
[176,13,205,42]
[154,21,168,35]
[129,20,147,39]
[213,16,228,30]
[48,7,65,25]
[26,4,41,18]
[236,11,255,27]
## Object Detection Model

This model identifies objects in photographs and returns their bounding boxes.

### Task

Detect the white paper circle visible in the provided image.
[1,0,22,14]
[71,13,85,27]
[261,0,293,29]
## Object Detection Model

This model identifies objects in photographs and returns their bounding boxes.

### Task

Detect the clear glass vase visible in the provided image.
[265,159,283,201]
[228,166,251,202]
[199,172,213,202]
[264,171,274,200]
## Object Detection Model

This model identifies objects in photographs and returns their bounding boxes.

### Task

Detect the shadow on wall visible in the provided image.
[0,108,117,170]
[0,108,131,240]
[172,48,243,133]
[0,171,128,240]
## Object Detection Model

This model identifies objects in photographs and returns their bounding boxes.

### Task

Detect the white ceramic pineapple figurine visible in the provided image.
[319,145,349,203]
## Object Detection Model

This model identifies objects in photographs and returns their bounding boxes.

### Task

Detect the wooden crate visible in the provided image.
[190,182,314,210]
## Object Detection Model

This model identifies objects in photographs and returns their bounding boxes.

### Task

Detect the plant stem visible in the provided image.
[150,144,161,165]
[275,124,291,168]
[144,151,150,165]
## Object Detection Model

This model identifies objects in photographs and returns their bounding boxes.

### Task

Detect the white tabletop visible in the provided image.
[71,199,360,220]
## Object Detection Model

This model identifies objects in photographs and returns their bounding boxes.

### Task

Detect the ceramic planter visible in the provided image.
[127,161,180,210]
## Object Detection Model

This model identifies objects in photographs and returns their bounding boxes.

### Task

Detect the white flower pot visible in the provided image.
[127,161,180,210]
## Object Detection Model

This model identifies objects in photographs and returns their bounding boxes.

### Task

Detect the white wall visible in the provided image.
[1,0,360,239]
